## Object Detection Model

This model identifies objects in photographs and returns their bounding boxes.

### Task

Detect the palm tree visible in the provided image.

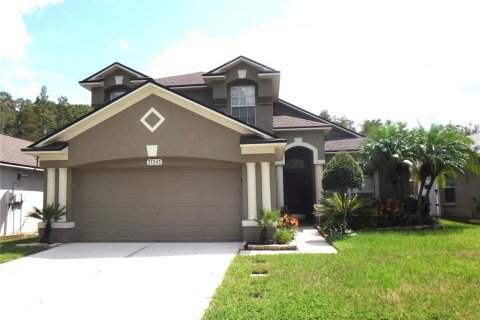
[361,123,415,202]
[412,124,480,220]
[255,210,279,244]
[28,203,66,243]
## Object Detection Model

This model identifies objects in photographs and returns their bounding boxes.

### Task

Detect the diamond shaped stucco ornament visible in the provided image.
[140,107,165,133]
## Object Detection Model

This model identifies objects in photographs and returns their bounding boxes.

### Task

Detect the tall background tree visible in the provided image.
[322,151,364,232]
[319,109,356,131]
[0,87,92,141]
[361,123,414,202]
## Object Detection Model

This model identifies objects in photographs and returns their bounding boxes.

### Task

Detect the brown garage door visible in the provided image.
[74,167,242,242]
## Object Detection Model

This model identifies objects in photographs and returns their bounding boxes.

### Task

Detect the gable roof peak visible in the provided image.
[80,62,150,83]
[204,56,279,75]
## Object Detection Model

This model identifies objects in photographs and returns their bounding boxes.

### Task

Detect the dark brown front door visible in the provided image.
[283,147,314,221]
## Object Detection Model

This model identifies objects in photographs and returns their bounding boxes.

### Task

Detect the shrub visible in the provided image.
[277,214,299,230]
[322,151,364,194]
[256,209,279,244]
[316,192,372,236]
[273,229,295,244]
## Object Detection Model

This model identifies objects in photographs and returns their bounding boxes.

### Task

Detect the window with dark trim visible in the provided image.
[444,180,456,204]
[109,90,126,101]
[231,86,255,125]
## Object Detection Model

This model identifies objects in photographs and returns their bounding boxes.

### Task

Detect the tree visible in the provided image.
[0,92,17,135]
[319,109,332,121]
[15,99,42,141]
[361,123,414,202]
[28,203,66,243]
[34,86,58,136]
[0,88,92,141]
[319,109,356,131]
[412,124,480,221]
[322,151,364,231]
[454,122,480,135]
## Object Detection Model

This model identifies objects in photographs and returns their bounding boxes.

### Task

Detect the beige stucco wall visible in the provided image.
[440,174,480,219]
[42,94,277,168]
[276,130,326,162]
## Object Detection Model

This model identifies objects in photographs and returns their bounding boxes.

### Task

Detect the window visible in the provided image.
[285,158,306,170]
[110,90,126,101]
[444,180,456,204]
[352,175,374,194]
[231,86,255,125]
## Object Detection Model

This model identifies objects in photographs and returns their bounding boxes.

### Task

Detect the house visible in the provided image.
[439,133,480,220]
[1,134,44,236]
[22,56,369,243]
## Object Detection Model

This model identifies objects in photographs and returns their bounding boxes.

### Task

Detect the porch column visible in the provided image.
[46,168,56,206]
[314,164,323,203]
[58,168,68,221]
[260,162,272,211]
[246,162,257,220]
[275,164,284,208]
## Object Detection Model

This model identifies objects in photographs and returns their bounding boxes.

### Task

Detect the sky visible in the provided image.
[1,0,480,128]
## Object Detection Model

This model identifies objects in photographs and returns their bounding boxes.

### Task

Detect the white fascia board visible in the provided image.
[202,74,226,80]
[79,81,104,91]
[240,143,286,156]
[23,147,69,161]
[210,58,274,73]
[91,65,144,80]
[274,127,331,132]
[169,85,209,90]
[35,83,272,147]
[258,72,280,79]
[0,163,44,171]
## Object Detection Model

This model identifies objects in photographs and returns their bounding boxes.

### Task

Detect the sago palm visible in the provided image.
[29,203,66,243]
[255,209,279,244]
[315,192,369,233]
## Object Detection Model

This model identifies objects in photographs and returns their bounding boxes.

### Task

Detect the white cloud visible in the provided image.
[146,0,480,126]
[119,38,131,50]
[0,0,63,61]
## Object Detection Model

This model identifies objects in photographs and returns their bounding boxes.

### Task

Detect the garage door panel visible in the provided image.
[75,167,242,241]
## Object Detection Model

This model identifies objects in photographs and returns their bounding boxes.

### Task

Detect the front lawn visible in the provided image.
[0,235,44,264]
[203,220,480,320]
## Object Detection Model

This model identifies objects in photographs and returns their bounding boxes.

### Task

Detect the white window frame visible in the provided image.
[231,86,255,125]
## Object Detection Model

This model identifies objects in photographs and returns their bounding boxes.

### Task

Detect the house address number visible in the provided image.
[146,159,163,166]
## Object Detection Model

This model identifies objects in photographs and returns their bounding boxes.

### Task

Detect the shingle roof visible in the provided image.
[0,134,37,167]
[156,72,205,87]
[273,115,330,129]
[325,137,366,152]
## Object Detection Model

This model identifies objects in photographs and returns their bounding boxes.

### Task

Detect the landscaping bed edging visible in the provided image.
[240,241,297,251]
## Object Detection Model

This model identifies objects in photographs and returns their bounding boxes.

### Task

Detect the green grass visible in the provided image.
[0,235,45,264]
[203,220,480,320]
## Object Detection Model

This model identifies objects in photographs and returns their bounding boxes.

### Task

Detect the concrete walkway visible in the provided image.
[296,227,337,253]
[240,226,337,255]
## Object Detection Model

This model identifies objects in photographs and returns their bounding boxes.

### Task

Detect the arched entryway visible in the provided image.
[283,147,315,220]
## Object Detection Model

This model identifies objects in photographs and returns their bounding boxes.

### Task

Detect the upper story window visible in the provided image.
[110,90,126,101]
[231,86,255,125]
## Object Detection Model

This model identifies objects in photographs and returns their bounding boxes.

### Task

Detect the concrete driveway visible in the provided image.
[0,242,239,320]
